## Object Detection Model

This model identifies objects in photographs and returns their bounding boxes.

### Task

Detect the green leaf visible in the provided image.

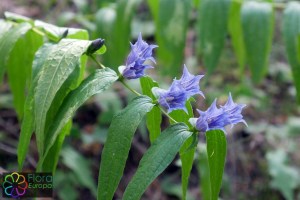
[140,76,161,143]
[97,95,154,200]
[241,1,274,83]
[283,2,300,103]
[18,43,55,170]
[123,123,193,200]
[42,121,72,173]
[4,12,34,24]
[198,0,231,75]
[38,68,118,170]
[6,29,43,118]
[34,39,91,155]
[169,98,195,200]
[150,0,191,76]
[35,20,89,41]
[198,144,211,200]
[206,130,227,200]
[0,19,13,37]
[43,60,83,136]
[170,98,196,200]
[228,0,246,74]
[0,23,32,84]
[147,0,159,21]
[180,136,196,200]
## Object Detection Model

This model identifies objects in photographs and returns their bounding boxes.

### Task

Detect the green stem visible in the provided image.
[120,79,142,96]
[89,58,178,124]
[32,27,45,37]
[90,55,105,69]
[159,106,177,124]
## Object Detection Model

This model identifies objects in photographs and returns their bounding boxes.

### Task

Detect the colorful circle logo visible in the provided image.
[2,172,28,198]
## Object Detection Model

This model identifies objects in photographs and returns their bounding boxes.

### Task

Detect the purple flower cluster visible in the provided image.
[189,94,247,132]
[119,33,157,79]
[121,33,247,132]
[152,65,204,113]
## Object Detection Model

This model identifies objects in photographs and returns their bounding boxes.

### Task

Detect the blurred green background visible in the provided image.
[0,0,300,199]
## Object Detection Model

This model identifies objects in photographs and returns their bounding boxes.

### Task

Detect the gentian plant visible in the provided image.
[0,13,246,200]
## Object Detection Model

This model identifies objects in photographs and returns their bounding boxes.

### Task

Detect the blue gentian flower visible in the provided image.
[189,93,247,132]
[152,65,204,113]
[152,81,188,113]
[119,33,158,79]
[176,65,204,98]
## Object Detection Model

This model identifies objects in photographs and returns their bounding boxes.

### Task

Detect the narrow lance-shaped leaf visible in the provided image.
[123,123,193,200]
[147,0,159,21]
[0,19,12,37]
[44,54,88,137]
[17,43,55,170]
[34,39,91,155]
[206,130,227,200]
[241,1,274,83]
[228,0,246,74]
[197,144,211,200]
[98,95,154,200]
[38,68,119,171]
[169,98,195,200]
[4,12,34,24]
[35,20,89,41]
[41,121,72,173]
[6,29,43,118]
[283,2,300,103]
[0,23,32,83]
[197,0,231,75]
[140,76,162,143]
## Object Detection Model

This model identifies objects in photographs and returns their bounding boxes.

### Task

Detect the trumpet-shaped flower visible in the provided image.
[152,65,204,113]
[176,65,204,98]
[119,33,158,79]
[189,93,247,132]
[152,81,188,113]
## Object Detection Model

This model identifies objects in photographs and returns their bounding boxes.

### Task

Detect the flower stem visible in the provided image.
[120,79,142,96]
[159,106,177,124]
[90,57,177,123]
[32,27,45,37]
[90,55,105,69]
